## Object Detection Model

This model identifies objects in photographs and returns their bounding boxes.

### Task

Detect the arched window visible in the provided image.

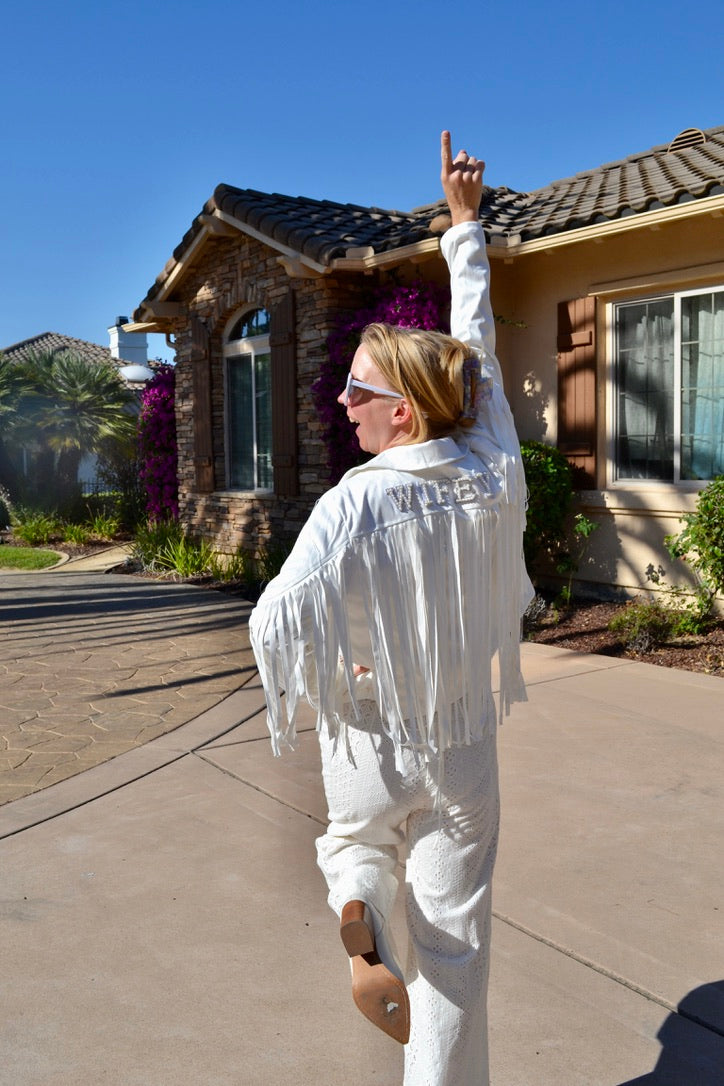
[224,308,272,491]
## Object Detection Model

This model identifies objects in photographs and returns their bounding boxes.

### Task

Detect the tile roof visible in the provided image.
[2,331,118,367]
[1,332,163,387]
[497,125,724,242]
[213,186,434,264]
[137,125,724,312]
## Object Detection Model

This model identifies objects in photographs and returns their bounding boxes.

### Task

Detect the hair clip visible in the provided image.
[460,355,492,419]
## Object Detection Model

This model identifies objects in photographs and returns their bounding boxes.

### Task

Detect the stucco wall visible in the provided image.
[489,213,724,597]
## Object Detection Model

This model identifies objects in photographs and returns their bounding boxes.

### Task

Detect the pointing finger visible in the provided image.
[441,130,453,173]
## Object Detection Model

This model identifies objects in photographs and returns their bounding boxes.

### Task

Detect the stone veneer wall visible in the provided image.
[167,231,371,556]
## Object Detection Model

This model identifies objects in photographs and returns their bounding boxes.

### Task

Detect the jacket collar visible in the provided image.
[345,437,464,478]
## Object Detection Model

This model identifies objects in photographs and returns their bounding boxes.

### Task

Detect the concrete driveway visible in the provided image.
[1,566,722,1084]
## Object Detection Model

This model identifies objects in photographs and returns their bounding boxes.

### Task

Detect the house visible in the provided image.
[3,324,154,388]
[2,324,153,488]
[130,125,724,598]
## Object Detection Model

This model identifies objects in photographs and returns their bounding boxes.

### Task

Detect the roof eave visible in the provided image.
[134,208,329,329]
[210,209,328,274]
[329,236,441,272]
[134,225,212,325]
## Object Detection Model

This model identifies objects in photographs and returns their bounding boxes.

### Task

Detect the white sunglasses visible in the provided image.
[344,371,404,407]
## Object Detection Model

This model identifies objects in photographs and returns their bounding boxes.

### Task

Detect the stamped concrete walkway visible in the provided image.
[0,551,255,804]
[1,559,723,1084]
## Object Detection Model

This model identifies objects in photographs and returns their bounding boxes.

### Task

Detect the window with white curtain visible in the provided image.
[224,308,273,491]
[613,287,724,482]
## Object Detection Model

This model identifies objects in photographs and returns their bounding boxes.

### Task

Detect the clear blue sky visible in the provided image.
[2,0,722,364]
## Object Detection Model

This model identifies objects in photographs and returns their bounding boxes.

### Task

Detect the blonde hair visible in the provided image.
[359,322,480,443]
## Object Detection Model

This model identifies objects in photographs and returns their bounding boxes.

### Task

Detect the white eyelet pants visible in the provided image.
[316,703,499,1086]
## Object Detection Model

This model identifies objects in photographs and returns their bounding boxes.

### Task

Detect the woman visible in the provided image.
[249,131,533,1085]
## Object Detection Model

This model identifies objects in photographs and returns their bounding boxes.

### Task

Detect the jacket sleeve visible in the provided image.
[248,487,359,754]
[440,221,503,388]
[440,223,535,628]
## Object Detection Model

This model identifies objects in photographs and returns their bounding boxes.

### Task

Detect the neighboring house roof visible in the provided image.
[2,332,162,387]
[134,125,724,325]
[2,331,118,367]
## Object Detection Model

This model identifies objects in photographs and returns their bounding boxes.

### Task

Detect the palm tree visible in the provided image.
[0,353,30,494]
[12,350,138,507]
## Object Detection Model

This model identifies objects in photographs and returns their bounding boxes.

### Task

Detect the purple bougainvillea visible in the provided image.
[137,365,178,520]
[312,280,450,483]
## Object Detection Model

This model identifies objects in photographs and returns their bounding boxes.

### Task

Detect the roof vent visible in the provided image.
[668,128,707,153]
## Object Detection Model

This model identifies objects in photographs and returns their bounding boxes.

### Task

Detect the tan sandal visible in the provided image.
[340,900,410,1045]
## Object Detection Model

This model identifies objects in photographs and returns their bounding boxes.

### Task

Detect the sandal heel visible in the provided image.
[340,899,375,957]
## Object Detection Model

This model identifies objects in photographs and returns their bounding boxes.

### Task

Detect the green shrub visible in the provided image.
[11,508,62,546]
[88,511,120,541]
[154,534,214,577]
[131,518,183,571]
[669,592,713,636]
[666,476,724,600]
[62,522,91,544]
[608,588,713,653]
[520,441,574,573]
[608,599,675,653]
[644,564,713,636]
[131,519,294,587]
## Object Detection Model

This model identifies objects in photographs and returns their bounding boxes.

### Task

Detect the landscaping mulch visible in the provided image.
[525,599,724,678]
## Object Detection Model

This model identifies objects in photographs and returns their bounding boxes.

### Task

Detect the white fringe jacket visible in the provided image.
[249,221,534,761]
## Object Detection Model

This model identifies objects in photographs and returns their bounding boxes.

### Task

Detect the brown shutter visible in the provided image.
[557,297,597,488]
[269,291,298,496]
[190,315,215,493]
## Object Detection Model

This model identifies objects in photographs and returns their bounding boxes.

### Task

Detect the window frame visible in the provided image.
[223,308,273,494]
[607,283,724,490]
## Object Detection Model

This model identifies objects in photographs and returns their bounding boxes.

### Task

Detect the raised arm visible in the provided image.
[439,131,500,382]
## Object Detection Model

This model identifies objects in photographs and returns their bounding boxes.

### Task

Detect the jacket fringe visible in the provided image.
[250,452,531,762]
